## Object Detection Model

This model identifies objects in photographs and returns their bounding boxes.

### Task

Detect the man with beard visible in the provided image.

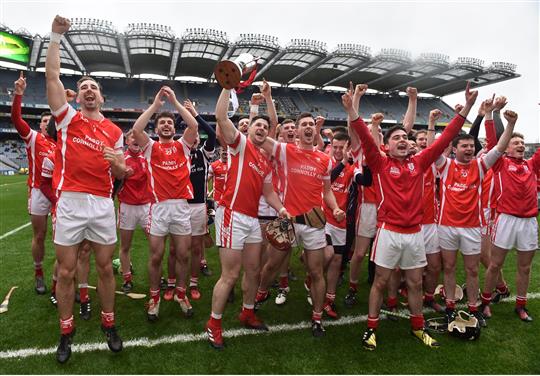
[46,15,126,363]
[344,82,477,351]
[257,112,345,337]
[117,130,152,293]
[437,97,516,328]
[205,88,289,350]
[132,86,199,321]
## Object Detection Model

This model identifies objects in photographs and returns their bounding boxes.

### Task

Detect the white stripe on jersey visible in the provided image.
[229,136,246,209]
[56,126,68,195]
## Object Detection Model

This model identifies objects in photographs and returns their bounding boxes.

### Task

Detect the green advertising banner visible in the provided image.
[0,31,30,64]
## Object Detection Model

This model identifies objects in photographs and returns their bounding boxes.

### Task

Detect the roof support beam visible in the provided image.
[254,50,286,81]
[287,55,331,85]
[422,70,483,94]
[168,38,182,79]
[386,65,449,92]
[117,35,131,77]
[322,59,371,87]
[62,36,86,74]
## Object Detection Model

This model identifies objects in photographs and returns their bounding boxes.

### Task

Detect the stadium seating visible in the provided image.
[0,69,458,126]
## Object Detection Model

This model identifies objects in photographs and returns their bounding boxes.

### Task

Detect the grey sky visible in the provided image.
[1,0,538,141]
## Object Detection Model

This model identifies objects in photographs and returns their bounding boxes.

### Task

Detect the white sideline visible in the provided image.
[0,315,368,360]
[0,181,25,187]
[0,222,31,240]
[2,292,540,360]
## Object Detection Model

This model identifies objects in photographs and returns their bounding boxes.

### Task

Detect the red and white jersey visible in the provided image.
[349,114,466,234]
[493,150,540,218]
[143,138,193,203]
[273,142,331,217]
[118,149,152,205]
[353,149,380,205]
[438,158,488,228]
[219,132,272,218]
[41,150,55,180]
[421,164,438,225]
[22,130,56,189]
[481,169,499,210]
[323,159,354,228]
[52,104,123,198]
[209,159,228,203]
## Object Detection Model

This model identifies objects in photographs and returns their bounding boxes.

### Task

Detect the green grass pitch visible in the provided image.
[0,174,539,374]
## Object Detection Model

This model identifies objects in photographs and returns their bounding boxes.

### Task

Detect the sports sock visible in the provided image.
[60,315,74,335]
[410,314,424,331]
[101,311,115,328]
[79,284,89,303]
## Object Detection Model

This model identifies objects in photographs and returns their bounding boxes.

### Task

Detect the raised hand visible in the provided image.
[14,71,26,95]
[52,15,71,34]
[354,83,368,99]
[152,87,168,109]
[183,99,198,117]
[371,112,384,125]
[250,93,265,106]
[406,86,418,99]
[65,89,77,102]
[322,128,333,138]
[503,110,518,124]
[464,81,478,105]
[494,96,508,111]
[260,79,271,99]
[162,86,178,104]
[315,116,325,131]
[482,93,496,113]
[454,104,464,114]
[429,109,442,122]
[341,90,354,112]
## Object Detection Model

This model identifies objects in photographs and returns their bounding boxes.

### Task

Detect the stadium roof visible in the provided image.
[2,19,520,96]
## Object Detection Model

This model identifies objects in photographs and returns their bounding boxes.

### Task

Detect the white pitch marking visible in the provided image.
[0,181,26,187]
[1,293,540,360]
[0,315,368,360]
[0,222,31,240]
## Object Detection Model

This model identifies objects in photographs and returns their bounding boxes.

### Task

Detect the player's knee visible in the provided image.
[465,264,478,278]
[58,266,76,282]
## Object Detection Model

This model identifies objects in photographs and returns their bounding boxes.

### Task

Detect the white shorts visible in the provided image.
[148,199,191,237]
[216,206,262,250]
[28,187,52,216]
[325,222,346,247]
[258,196,277,224]
[370,227,427,270]
[293,223,327,251]
[356,202,377,238]
[118,202,150,231]
[190,203,208,236]
[438,225,481,255]
[422,223,440,255]
[53,192,116,246]
[491,213,538,251]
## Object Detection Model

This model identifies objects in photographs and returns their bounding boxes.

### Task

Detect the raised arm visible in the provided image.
[482,95,499,150]
[163,87,198,146]
[132,87,166,149]
[492,96,507,139]
[468,98,487,154]
[315,116,326,150]
[348,83,368,151]
[427,109,442,146]
[216,89,239,145]
[260,79,278,139]
[11,72,32,138]
[46,16,69,112]
[342,85,384,172]
[420,82,478,169]
[370,113,384,148]
[184,99,216,152]
[248,93,264,126]
[402,87,417,133]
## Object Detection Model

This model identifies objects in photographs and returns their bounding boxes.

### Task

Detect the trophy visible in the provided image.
[214,53,258,90]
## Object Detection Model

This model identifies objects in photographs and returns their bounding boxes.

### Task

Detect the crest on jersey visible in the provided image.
[460,169,468,177]
[389,166,400,176]
[508,164,518,172]
[407,163,415,172]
